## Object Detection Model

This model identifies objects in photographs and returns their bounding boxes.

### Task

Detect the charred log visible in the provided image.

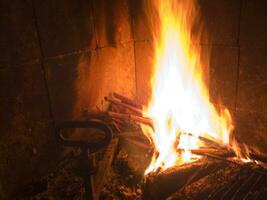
[142,159,224,200]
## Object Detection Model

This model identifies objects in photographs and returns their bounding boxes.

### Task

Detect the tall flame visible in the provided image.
[142,0,234,174]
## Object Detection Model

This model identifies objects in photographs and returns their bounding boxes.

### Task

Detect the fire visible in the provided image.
[142,0,234,174]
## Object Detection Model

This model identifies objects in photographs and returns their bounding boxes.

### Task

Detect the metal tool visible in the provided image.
[55,119,113,200]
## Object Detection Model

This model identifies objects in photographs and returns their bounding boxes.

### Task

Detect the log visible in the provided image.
[110,121,121,132]
[111,117,123,125]
[165,164,243,200]
[142,160,224,200]
[187,133,230,150]
[107,111,153,128]
[178,134,267,165]
[105,97,143,115]
[113,92,142,109]
[190,148,235,158]
[191,136,267,165]
[250,152,267,163]
[187,149,267,177]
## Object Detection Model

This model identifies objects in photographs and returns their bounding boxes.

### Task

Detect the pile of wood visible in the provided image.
[104,93,267,165]
[102,93,267,199]
[104,92,153,130]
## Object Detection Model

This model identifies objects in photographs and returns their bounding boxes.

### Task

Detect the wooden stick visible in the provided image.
[250,152,267,163]
[107,111,153,127]
[105,97,143,115]
[186,133,229,150]
[191,148,235,158]
[113,92,142,109]
[111,117,123,125]
[111,121,121,132]
[196,136,267,164]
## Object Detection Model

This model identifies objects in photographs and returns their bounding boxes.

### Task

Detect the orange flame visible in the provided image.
[142,0,235,174]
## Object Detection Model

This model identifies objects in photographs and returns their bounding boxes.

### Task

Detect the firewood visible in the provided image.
[142,160,224,200]
[187,135,267,165]
[165,164,243,200]
[186,133,230,151]
[250,152,267,164]
[111,117,123,125]
[113,92,142,109]
[110,121,121,132]
[187,149,267,177]
[105,97,143,115]
[107,111,153,128]
[190,148,235,158]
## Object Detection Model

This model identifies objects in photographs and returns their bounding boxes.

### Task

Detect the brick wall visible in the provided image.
[0,0,136,198]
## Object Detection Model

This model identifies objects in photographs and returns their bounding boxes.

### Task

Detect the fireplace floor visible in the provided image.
[14,93,267,200]
[14,139,267,200]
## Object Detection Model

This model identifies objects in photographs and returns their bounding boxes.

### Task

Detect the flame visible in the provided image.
[142,0,235,174]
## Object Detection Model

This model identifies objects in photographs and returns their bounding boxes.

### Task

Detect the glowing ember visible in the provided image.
[141,0,234,174]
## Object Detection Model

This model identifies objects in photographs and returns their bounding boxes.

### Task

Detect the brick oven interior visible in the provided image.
[1,0,267,199]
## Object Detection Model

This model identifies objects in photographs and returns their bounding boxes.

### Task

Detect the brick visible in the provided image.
[240,0,267,47]
[94,43,136,105]
[71,51,100,116]
[45,53,83,120]
[93,0,133,47]
[196,0,240,45]
[34,0,96,58]
[0,0,40,64]
[209,46,238,109]
[130,0,153,41]
[75,43,136,114]
[46,43,136,120]
[0,63,51,125]
[134,41,154,105]
[236,47,267,112]
[0,63,57,197]
[0,121,59,197]
[235,110,267,154]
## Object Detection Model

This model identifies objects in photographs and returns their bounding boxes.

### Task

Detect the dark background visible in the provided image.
[0,0,266,198]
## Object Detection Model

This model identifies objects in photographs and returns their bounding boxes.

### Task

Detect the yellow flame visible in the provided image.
[142,0,234,174]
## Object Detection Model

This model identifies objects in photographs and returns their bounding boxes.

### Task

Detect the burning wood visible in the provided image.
[250,151,267,164]
[165,164,249,200]
[187,133,230,151]
[185,148,234,159]
[47,93,267,200]
[142,160,225,200]
[104,93,267,168]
